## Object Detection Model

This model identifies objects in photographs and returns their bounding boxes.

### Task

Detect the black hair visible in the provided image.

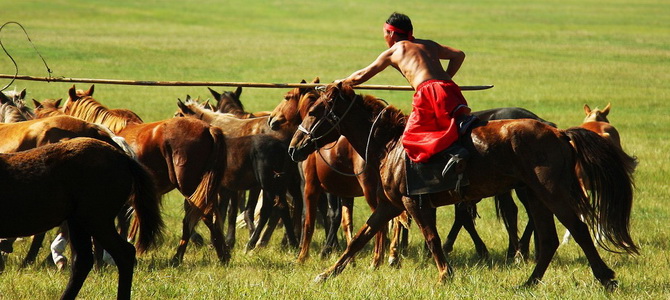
[386,12,413,36]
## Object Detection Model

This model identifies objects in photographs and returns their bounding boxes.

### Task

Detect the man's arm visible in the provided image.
[340,48,394,86]
[438,45,465,78]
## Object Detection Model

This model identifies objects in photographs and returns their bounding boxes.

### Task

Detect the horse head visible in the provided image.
[287,82,353,162]
[32,98,63,118]
[268,77,320,130]
[583,103,611,123]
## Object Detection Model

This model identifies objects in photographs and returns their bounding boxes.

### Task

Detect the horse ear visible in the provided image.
[0,92,10,104]
[68,85,78,101]
[602,103,611,116]
[234,86,242,98]
[300,79,307,84]
[86,85,95,96]
[20,89,27,99]
[32,99,42,109]
[55,98,62,108]
[312,77,320,84]
[583,104,591,115]
[208,87,221,100]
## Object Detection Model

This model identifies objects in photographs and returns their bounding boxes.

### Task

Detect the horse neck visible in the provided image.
[336,100,400,162]
[0,105,26,123]
[66,99,129,134]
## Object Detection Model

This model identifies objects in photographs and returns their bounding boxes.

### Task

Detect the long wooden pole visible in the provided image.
[0,74,493,91]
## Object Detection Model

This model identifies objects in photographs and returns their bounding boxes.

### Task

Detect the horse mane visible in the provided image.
[181,99,237,120]
[64,96,131,134]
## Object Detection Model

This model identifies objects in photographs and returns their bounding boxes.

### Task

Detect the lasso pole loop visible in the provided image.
[0,22,52,91]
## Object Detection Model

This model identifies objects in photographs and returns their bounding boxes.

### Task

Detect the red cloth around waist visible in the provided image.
[402,80,469,163]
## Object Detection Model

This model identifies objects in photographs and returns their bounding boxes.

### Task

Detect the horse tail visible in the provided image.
[92,123,137,158]
[126,156,164,254]
[564,127,638,254]
[185,126,227,227]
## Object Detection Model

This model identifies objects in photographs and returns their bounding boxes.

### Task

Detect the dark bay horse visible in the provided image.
[267,82,548,265]
[207,86,270,117]
[53,86,229,265]
[0,137,163,300]
[0,114,135,269]
[288,83,637,289]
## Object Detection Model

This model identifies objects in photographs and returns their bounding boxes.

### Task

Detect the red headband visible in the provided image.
[384,23,414,41]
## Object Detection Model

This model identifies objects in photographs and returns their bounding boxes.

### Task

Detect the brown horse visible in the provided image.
[0,114,135,268]
[56,85,228,265]
[0,137,163,300]
[268,83,389,266]
[288,83,637,289]
[175,97,302,251]
[207,87,270,117]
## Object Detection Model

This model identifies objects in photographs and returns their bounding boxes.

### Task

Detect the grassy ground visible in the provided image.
[1,0,669,299]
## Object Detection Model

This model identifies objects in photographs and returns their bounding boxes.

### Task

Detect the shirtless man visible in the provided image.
[338,12,472,180]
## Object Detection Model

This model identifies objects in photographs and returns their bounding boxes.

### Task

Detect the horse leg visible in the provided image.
[297,180,323,263]
[515,187,536,260]
[545,196,618,289]
[276,191,299,249]
[441,205,463,255]
[321,193,342,258]
[171,199,196,266]
[371,221,389,269]
[61,220,94,300]
[523,195,559,287]
[286,174,304,240]
[89,219,136,300]
[340,197,355,265]
[315,202,402,282]
[403,194,452,283]
[258,205,281,248]
[219,189,237,248]
[244,190,260,236]
[459,202,489,259]
[388,216,403,267]
[246,192,273,252]
[201,209,231,264]
[496,191,521,260]
[20,232,46,267]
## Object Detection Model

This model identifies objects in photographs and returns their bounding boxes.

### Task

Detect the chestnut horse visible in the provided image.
[0,138,163,300]
[55,86,228,265]
[288,83,637,289]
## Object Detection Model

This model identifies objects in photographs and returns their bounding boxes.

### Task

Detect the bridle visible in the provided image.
[297,87,388,177]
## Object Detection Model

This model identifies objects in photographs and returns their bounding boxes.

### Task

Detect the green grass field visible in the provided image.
[1,0,669,298]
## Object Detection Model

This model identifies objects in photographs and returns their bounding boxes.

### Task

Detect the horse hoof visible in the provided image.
[603,279,619,292]
[388,256,402,268]
[169,256,182,267]
[313,273,329,283]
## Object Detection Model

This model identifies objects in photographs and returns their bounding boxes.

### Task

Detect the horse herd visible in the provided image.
[0,80,637,299]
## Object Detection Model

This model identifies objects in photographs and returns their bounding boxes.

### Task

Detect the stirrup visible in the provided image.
[441,154,466,178]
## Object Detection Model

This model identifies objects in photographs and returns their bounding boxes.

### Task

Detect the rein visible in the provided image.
[306,90,389,177]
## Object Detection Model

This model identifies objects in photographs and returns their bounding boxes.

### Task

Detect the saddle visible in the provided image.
[405,114,479,196]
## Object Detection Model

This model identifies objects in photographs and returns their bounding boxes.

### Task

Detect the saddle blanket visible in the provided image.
[404,146,469,196]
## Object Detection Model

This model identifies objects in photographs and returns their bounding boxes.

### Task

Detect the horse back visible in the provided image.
[0,138,133,237]
[579,121,621,148]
